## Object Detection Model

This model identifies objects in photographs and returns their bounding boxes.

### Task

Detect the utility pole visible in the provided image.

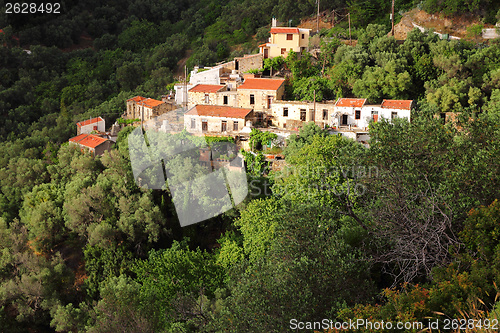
[313,90,316,122]
[184,65,187,111]
[348,13,351,45]
[316,0,320,33]
[391,0,395,36]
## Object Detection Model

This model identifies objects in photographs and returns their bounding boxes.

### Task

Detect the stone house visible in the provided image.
[187,84,227,108]
[184,105,254,135]
[271,100,336,129]
[125,96,170,121]
[234,53,263,73]
[77,116,105,135]
[237,78,286,123]
[69,134,113,157]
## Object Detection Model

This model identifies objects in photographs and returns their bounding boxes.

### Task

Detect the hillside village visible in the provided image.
[71,19,413,158]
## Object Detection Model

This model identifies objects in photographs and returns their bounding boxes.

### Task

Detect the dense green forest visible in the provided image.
[1,0,500,331]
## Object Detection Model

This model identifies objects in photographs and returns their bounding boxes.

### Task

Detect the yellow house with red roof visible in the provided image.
[259,19,310,59]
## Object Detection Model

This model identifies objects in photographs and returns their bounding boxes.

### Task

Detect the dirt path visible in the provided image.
[392,8,492,40]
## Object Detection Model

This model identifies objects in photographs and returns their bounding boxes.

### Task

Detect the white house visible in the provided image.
[77,116,105,135]
[331,98,413,130]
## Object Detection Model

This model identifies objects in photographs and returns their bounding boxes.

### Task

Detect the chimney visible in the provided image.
[272,17,277,27]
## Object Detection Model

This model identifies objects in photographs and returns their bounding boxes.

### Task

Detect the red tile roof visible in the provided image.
[127,96,146,102]
[381,100,413,110]
[69,134,108,149]
[139,98,164,108]
[270,27,299,34]
[185,105,252,119]
[335,98,366,108]
[238,78,285,91]
[189,84,225,93]
[77,116,105,128]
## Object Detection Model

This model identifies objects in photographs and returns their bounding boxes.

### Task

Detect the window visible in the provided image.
[300,109,306,121]
[223,95,228,105]
[93,126,98,131]
[322,109,328,120]
[283,107,288,117]
[191,118,196,129]
[391,111,397,120]
[233,121,239,131]
[221,120,227,132]
[286,34,293,40]
[250,94,255,105]
[204,94,209,103]
[371,110,378,122]
[281,48,286,55]
[301,33,305,39]
[355,110,361,120]
[202,120,208,132]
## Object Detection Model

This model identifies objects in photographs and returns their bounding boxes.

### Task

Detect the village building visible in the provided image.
[332,98,368,129]
[233,53,264,73]
[237,78,286,123]
[76,116,105,135]
[125,96,171,121]
[271,100,336,129]
[69,134,113,156]
[331,98,413,130]
[378,99,413,121]
[187,84,227,108]
[184,105,254,135]
[259,18,310,59]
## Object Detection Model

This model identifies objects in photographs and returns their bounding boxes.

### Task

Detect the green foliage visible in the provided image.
[292,76,334,101]
[132,240,224,328]
[248,128,277,151]
[263,56,285,72]
[283,122,327,157]
[116,118,139,125]
[222,203,374,332]
[83,244,134,299]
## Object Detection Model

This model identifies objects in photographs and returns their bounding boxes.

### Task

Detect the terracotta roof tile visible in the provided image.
[127,96,146,102]
[189,84,225,93]
[185,105,252,119]
[238,78,285,91]
[77,116,104,128]
[381,100,413,110]
[270,27,299,34]
[335,98,366,108]
[69,134,108,149]
[139,98,164,108]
